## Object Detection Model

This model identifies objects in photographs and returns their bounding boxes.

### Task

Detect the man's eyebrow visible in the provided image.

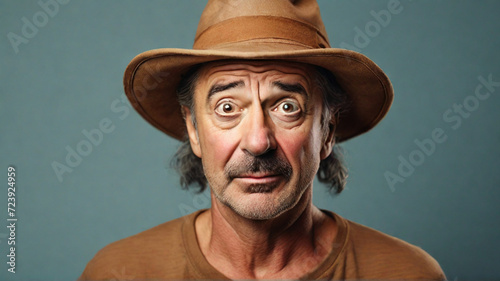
[208,81,245,100]
[272,81,307,96]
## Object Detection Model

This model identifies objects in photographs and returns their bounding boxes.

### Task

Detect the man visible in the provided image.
[80,0,446,280]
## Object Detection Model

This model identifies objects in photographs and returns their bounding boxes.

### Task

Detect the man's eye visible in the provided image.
[215,102,239,115]
[276,101,300,114]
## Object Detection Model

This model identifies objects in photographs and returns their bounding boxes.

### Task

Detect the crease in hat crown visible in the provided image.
[193,0,331,50]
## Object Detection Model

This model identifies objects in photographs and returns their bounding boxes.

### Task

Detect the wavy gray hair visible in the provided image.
[171,62,348,194]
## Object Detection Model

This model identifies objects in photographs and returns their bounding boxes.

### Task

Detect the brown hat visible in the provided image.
[124,0,393,142]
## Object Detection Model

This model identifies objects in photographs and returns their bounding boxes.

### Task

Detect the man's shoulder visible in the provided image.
[341,217,446,280]
[94,213,190,255]
[79,211,200,280]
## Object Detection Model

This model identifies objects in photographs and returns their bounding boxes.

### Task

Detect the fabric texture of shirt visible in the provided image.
[79,210,446,280]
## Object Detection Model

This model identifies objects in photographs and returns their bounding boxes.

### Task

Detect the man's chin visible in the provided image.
[247,184,276,193]
[223,192,296,221]
[231,206,286,221]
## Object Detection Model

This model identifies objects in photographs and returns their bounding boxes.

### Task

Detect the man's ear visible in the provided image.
[321,122,336,160]
[183,106,202,158]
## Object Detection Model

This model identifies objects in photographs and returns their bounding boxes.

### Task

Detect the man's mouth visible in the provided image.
[233,174,282,193]
[237,171,278,178]
[233,173,281,184]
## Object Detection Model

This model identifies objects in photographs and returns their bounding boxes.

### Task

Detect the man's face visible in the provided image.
[184,61,334,220]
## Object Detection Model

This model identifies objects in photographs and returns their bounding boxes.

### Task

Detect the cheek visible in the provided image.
[198,124,239,169]
[278,126,323,170]
[277,102,325,176]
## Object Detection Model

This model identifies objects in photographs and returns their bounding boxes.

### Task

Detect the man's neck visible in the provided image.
[195,189,338,279]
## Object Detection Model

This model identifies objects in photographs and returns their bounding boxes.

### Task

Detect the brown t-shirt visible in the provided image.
[79,210,446,280]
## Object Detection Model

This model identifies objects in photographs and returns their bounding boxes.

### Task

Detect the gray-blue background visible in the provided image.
[1,1,499,280]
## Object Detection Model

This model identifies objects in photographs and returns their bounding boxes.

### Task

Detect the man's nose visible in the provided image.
[240,106,276,156]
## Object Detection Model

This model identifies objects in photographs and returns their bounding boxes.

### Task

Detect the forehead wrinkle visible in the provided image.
[200,64,314,104]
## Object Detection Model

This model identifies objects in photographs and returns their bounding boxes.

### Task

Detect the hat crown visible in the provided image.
[193,0,331,50]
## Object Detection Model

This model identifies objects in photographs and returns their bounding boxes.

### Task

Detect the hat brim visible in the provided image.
[124,47,393,142]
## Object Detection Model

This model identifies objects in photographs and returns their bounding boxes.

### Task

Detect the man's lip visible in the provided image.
[233,174,282,183]
[235,173,279,178]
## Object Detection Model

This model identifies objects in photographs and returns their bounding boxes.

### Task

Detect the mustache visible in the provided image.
[225,154,293,180]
